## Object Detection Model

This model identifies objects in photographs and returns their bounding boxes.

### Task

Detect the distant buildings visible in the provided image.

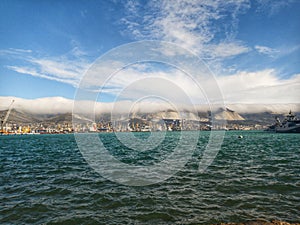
[0,109,271,135]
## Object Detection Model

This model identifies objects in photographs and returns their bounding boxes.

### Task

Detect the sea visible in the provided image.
[0,131,299,224]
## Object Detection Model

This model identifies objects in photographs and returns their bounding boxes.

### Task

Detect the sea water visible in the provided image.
[0,131,299,224]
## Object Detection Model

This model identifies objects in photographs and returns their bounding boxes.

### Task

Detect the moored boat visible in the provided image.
[266,110,300,133]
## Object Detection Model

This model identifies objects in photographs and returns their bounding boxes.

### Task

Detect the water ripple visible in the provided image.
[0,131,300,224]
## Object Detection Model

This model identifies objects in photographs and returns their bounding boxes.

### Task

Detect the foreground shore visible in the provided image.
[213,221,300,225]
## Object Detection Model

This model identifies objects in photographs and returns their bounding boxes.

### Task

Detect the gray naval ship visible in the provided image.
[266,110,300,133]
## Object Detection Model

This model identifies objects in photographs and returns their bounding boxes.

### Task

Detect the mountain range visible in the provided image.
[1,107,299,127]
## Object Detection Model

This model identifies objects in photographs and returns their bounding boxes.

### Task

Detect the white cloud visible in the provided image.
[131,69,299,104]
[206,41,250,58]
[2,1,298,108]
[6,65,79,86]
[0,48,33,56]
[0,96,185,115]
[256,0,296,16]
[0,96,73,114]
[29,58,86,80]
[3,44,299,107]
[277,44,300,57]
[122,0,250,58]
[218,70,300,104]
[1,94,299,116]
[78,62,300,105]
[255,45,279,57]
[9,48,32,53]
[4,46,91,87]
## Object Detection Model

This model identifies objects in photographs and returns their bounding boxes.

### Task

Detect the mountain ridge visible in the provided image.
[1,108,299,126]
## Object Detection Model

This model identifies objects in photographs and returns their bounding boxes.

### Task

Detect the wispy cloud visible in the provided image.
[3,46,91,87]
[0,48,32,56]
[218,69,300,104]
[206,41,250,58]
[9,48,32,53]
[256,0,297,16]
[1,0,298,107]
[1,73,299,115]
[29,58,86,80]
[277,44,300,57]
[7,65,79,86]
[255,45,279,57]
[77,61,300,105]
[1,50,297,109]
[121,0,250,59]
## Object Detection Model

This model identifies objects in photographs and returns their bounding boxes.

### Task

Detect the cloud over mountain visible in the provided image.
[0,0,299,107]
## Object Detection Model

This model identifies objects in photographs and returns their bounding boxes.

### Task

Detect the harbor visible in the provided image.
[2,101,294,135]
[1,130,299,224]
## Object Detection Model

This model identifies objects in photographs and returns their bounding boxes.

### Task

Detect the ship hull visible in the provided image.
[276,125,300,133]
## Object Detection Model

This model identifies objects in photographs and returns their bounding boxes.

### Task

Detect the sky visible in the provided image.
[0,0,299,112]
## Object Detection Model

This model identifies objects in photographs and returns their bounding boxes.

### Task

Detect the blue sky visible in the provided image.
[0,0,299,106]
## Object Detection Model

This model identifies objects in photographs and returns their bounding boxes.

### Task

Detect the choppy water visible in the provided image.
[0,131,299,224]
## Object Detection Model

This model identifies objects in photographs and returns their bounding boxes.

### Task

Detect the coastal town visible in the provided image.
[1,100,298,135]
[1,108,268,135]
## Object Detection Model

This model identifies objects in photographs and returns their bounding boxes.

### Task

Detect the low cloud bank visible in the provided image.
[0,96,299,115]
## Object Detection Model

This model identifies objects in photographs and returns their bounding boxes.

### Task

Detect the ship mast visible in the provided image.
[1,100,15,134]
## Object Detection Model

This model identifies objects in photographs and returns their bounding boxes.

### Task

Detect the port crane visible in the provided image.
[1,100,15,134]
